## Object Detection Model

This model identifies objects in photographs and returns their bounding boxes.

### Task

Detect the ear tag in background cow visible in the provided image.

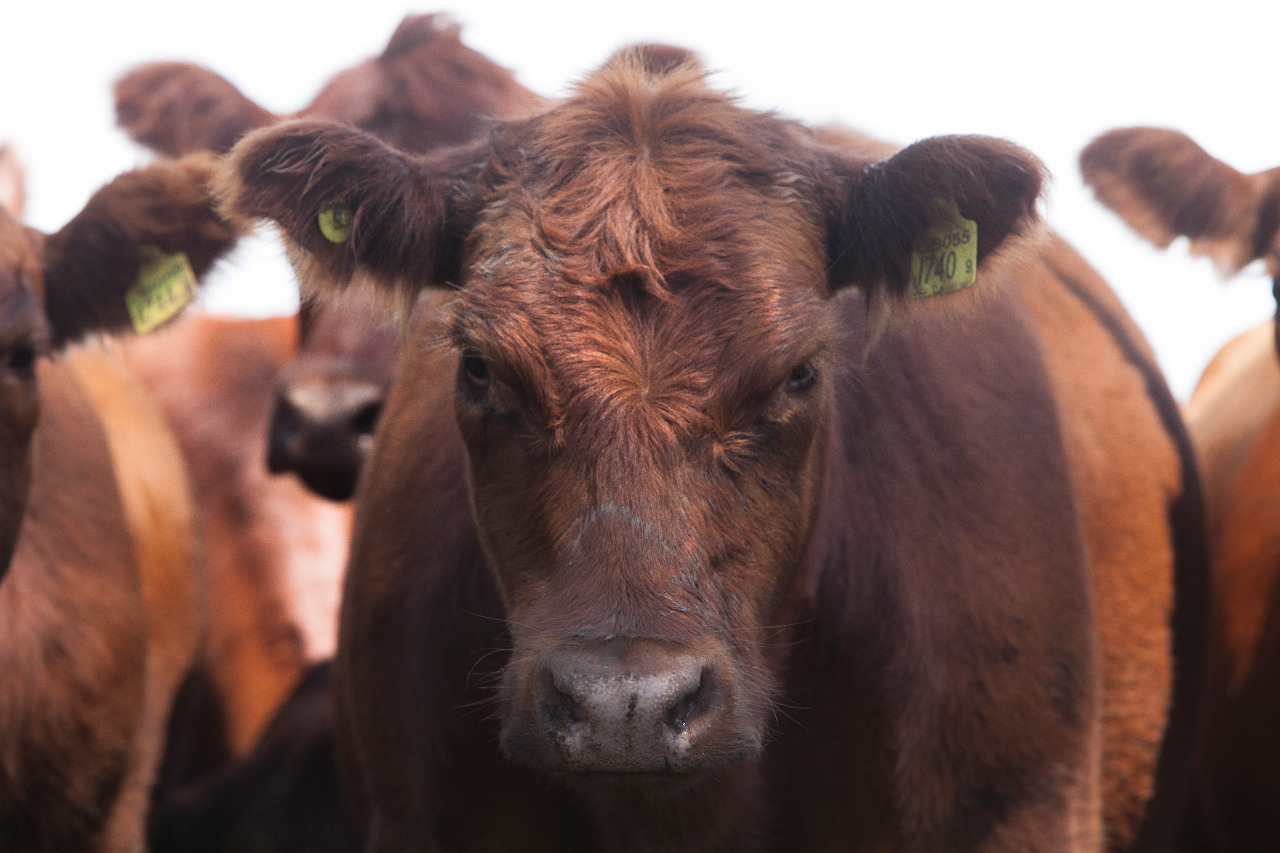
[909,199,978,298]
[127,248,197,334]
[318,202,353,243]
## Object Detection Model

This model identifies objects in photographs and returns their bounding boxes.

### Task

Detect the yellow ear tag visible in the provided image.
[126,249,197,334]
[318,202,353,244]
[909,200,978,298]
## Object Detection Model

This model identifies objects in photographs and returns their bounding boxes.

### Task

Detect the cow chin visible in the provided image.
[498,636,765,785]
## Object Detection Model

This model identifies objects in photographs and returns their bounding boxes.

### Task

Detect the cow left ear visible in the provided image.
[41,153,244,347]
[828,135,1045,298]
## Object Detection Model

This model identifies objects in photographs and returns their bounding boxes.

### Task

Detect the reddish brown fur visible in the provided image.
[220,49,1204,851]
[0,159,239,850]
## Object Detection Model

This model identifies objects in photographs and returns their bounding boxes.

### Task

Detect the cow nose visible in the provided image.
[267,375,383,501]
[533,639,725,774]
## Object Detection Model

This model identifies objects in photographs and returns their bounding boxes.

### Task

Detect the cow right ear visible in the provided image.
[1081,127,1280,276]
[828,135,1045,300]
[217,119,479,309]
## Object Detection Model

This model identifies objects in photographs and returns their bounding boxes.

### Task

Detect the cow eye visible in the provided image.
[785,361,817,394]
[461,350,491,387]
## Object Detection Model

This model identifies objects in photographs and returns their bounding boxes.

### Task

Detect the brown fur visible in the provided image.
[220,48,1204,851]
[0,159,239,850]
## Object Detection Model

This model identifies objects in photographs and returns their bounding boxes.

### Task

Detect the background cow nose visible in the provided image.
[267,374,383,501]
[533,639,725,774]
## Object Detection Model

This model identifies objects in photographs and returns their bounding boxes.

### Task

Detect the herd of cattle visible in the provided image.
[2,11,1280,853]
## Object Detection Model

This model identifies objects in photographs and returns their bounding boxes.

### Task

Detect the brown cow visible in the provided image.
[0,155,239,851]
[220,48,1206,851]
[116,12,543,501]
[1082,128,1280,850]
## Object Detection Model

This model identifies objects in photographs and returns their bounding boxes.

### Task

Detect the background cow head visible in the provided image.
[115,13,543,502]
[219,47,1043,782]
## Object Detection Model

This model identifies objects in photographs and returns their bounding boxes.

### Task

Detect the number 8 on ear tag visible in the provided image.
[318,202,353,244]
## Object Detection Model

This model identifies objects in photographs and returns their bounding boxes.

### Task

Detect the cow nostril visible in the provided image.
[665,667,713,735]
[351,400,383,436]
[537,668,586,728]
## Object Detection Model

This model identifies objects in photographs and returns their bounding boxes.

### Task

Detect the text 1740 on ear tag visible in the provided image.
[909,200,978,298]
[127,251,197,334]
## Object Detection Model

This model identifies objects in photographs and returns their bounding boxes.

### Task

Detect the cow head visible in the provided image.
[115,14,544,503]
[1081,127,1280,351]
[219,47,1042,782]
[0,154,241,581]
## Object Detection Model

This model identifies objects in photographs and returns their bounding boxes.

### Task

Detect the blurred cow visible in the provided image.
[116,12,543,501]
[0,151,238,851]
[1083,127,1280,850]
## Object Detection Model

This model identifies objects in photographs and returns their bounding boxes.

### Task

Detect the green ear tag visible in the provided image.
[318,202,353,243]
[909,200,978,298]
[126,249,197,334]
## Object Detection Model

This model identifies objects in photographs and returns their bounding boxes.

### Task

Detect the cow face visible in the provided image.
[0,154,240,580]
[220,47,1043,783]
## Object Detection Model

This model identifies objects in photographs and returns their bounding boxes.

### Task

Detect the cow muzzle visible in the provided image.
[511,637,754,778]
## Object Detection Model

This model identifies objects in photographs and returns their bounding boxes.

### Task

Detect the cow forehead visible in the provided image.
[463,54,835,291]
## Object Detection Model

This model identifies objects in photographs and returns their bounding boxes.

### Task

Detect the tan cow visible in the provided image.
[1083,127,1280,851]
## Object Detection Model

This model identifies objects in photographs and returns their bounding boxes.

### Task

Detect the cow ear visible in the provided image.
[41,153,244,347]
[829,135,1045,299]
[0,144,25,219]
[1081,127,1280,276]
[216,119,479,309]
[115,62,277,156]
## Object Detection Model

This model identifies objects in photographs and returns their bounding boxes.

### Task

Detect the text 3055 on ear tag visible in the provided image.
[909,200,978,298]
[127,251,197,334]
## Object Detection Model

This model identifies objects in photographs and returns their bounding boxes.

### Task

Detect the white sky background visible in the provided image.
[3,0,1277,399]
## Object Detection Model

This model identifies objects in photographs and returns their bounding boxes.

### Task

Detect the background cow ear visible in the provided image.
[217,119,480,310]
[829,135,1045,298]
[115,62,277,156]
[1081,127,1280,277]
[0,144,26,218]
[41,153,244,347]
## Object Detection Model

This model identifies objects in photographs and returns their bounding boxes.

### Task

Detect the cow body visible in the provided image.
[222,50,1204,851]
[0,157,238,851]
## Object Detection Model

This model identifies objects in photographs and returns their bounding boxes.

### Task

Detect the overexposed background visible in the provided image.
[3,0,1276,398]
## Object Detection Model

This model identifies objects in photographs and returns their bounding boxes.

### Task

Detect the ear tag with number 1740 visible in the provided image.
[909,200,977,298]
